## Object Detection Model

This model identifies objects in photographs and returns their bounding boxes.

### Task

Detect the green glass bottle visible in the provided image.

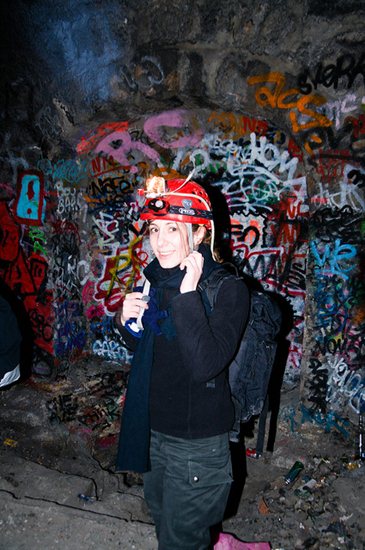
[284,460,304,484]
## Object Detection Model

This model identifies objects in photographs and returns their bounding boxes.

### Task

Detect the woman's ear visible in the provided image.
[193,226,206,248]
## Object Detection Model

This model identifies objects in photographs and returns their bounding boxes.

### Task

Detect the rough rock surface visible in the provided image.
[1,369,363,550]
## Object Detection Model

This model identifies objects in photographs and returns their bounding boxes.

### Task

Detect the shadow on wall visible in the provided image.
[199,175,233,263]
[202,183,295,518]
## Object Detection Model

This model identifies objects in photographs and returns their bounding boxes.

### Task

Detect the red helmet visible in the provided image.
[139,177,213,229]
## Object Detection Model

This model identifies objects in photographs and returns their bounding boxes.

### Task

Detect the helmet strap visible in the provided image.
[187,223,194,252]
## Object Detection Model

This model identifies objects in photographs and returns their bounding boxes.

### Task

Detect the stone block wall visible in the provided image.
[0,0,364,418]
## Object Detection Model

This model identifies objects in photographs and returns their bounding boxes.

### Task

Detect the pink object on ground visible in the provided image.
[214,532,271,550]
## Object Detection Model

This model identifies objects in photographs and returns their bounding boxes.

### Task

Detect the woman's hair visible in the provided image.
[192,224,224,262]
[192,224,210,243]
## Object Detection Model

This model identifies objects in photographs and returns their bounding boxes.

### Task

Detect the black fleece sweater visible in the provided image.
[150,279,248,438]
[117,258,249,440]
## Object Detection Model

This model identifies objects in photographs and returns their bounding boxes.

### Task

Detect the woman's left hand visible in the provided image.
[179,251,204,293]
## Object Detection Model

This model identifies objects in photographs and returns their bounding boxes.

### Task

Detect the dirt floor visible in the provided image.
[0,361,364,550]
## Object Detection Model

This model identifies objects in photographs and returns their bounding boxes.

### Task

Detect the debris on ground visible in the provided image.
[0,364,364,550]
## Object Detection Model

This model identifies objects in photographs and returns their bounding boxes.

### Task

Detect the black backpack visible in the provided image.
[198,267,282,442]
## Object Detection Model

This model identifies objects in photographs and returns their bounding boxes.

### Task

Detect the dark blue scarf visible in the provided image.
[116,244,218,473]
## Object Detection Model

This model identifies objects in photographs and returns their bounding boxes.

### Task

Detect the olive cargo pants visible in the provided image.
[143,430,232,550]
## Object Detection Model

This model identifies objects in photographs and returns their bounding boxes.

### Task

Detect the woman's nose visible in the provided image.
[157,228,167,245]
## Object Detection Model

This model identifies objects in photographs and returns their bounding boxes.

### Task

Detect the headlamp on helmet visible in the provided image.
[145,176,166,197]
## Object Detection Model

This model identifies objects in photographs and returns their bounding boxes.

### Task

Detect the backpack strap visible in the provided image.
[197,266,240,391]
[198,264,239,313]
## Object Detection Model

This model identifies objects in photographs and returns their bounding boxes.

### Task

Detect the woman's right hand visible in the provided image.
[120,292,149,325]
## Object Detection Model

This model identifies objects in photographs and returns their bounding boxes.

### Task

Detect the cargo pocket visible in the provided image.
[188,454,232,488]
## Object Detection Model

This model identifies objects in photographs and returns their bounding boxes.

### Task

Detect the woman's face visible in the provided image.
[149,219,190,268]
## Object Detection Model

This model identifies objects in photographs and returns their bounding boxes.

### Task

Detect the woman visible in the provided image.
[115,176,249,550]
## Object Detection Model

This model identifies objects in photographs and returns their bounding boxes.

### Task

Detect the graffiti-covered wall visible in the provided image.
[0,0,364,419]
[75,111,308,382]
[243,69,365,417]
